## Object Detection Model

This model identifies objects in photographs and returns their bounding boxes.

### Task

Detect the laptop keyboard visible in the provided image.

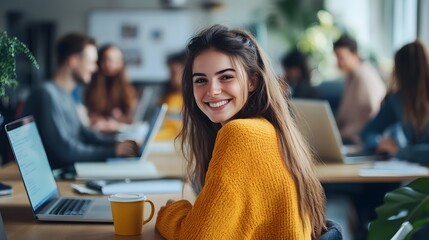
[49,199,91,216]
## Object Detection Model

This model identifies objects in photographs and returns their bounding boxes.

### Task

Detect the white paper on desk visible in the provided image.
[75,161,159,180]
[100,179,183,195]
[72,179,183,195]
[359,159,429,176]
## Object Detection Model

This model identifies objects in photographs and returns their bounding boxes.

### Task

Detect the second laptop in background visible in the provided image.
[74,104,168,179]
[290,99,375,164]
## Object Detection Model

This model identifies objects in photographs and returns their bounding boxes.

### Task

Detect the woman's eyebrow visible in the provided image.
[215,68,235,75]
[192,68,235,78]
[192,73,206,77]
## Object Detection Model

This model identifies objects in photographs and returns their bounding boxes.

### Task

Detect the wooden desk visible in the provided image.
[0,158,195,240]
[3,156,426,183]
[0,179,195,240]
[316,162,429,183]
[1,150,428,239]
[150,147,428,183]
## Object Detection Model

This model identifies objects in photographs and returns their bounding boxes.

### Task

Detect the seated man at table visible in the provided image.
[22,33,139,174]
[334,34,386,144]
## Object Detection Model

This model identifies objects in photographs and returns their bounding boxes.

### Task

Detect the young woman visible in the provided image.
[361,40,429,165]
[155,25,326,239]
[84,44,137,132]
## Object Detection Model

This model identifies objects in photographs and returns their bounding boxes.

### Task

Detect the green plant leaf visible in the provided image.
[0,31,39,96]
[368,178,429,240]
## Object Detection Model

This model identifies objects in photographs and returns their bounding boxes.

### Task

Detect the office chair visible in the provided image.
[320,219,343,240]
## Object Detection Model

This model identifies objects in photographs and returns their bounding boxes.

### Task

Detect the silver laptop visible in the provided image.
[133,86,156,124]
[5,116,112,222]
[74,104,168,179]
[290,99,375,164]
[118,86,161,135]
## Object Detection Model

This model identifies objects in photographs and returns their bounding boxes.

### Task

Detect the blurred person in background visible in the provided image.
[361,40,429,165]
[156,50,186,141]
[281,48,318,99]
[85,44,138,132]
[334,34,386,144]
[22,34,138,174]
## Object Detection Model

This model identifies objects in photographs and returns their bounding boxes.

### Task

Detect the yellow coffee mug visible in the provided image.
[108,193,155,236]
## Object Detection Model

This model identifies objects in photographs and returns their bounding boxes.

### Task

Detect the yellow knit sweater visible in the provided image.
[155,118,311,239]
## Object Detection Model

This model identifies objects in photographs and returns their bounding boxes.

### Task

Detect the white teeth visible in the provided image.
[209,100,229,108]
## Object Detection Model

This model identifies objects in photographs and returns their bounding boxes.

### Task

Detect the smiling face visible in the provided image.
[192,49,255,125]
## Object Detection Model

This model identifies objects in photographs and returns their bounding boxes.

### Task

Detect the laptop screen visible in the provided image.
[5,116,58,211]
[139,103,168,160]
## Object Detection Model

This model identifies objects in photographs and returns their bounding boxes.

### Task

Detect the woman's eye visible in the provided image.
[220,75,234,80]
[194,78,207,84]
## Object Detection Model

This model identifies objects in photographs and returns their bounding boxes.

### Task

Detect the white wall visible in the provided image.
[0,0,286,74]
[3,0,412,78]
[0,0,203,39]
[324,0,421,78]
[325,0,371,53]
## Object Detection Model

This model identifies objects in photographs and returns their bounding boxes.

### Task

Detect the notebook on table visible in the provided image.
[74,104,168,179]
[5,116,112,222]
[290,99,376,164]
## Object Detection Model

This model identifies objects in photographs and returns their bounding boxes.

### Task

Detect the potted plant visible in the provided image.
[0,31,39,165]
[368,177,429,240]
[0,31,39,97]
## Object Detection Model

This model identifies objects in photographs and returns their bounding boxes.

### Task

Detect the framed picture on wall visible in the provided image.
[88,10,192,82]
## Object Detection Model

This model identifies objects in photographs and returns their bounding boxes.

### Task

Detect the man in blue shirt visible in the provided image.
[22,33,139,171]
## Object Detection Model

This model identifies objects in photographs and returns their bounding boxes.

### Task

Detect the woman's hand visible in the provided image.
[159,199,176,212]
[115,140,139,157]
[376,137,398,156]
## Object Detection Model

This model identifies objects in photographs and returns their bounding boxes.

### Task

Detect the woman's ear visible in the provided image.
[248,77,257,92]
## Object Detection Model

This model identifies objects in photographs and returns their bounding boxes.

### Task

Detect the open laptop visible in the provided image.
[133,86,156,124]
[5,116,112,222]
[290,99,375,164]
[74,104,168,179]
[117,86,161,136]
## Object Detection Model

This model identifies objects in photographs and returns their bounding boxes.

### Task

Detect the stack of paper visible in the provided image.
[94,179,183,195]
[359,159,429,176]
[72,179,183,195]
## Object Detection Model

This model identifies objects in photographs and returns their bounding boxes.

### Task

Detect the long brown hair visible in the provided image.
[179,25,326,239]
[390,40,429,134]
[85,44,136,121]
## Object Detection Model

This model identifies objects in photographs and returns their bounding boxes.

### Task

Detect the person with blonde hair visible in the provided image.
[155,24,326,239]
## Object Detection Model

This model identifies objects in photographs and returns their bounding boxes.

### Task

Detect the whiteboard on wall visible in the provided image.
[88,10,192,82]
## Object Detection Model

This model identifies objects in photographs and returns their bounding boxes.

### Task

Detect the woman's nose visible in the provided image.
[206,80,222,97]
